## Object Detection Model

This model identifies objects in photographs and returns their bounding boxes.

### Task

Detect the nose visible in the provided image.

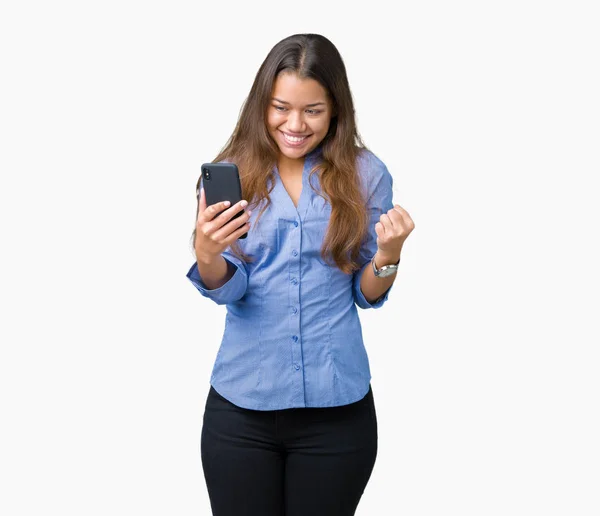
[286,110,306,133]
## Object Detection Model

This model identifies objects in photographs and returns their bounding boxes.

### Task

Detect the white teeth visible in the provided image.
[283,133,307,142]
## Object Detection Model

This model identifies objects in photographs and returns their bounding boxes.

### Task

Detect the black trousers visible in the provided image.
[201,384,378,516]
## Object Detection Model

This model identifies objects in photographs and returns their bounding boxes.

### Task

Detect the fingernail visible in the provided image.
[224,201,230,206]
[241,200,248,208]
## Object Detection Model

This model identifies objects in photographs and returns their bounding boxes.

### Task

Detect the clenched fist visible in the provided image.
[374,204,415,261]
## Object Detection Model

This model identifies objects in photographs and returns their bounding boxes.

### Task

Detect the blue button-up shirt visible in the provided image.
[186,146,395,410]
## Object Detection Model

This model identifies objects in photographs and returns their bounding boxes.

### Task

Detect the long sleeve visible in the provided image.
[352,156,395,309]
[186,248,249,305]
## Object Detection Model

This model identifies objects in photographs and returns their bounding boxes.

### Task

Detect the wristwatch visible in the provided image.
[371,255,400,277]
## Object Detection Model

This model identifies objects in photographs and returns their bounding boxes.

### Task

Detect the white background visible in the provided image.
[1,1,599,514]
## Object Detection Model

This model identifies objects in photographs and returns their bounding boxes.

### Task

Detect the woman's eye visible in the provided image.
[306,109,321,115]
[274,105,286,112]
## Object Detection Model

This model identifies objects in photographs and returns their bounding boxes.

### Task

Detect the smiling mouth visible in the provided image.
[280,131,311,143]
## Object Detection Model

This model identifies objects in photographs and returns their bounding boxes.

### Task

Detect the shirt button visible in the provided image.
[291,278,298,285]
[291,307,298,314]
[292,250,298,257]
[293,221,298,227]
[294,364,301,370]
[292,335,298,342]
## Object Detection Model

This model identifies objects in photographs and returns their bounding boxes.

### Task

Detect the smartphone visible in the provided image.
[199,162,248,239]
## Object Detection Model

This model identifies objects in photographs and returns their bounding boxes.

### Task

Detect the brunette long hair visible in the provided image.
[192,33,371,275]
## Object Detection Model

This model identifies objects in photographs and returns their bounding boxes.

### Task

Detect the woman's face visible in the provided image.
[267,72,334,162]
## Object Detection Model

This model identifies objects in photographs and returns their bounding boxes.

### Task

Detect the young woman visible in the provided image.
[187,33,414,516]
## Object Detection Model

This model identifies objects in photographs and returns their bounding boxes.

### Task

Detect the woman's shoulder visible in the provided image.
[355,148,392,187]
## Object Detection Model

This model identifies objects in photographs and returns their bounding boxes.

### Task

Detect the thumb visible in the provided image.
[198,186,207,213]
[374,221,384,239]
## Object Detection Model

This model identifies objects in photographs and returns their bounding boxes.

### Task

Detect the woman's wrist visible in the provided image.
[195,248,222,267]
[374,248,401,268]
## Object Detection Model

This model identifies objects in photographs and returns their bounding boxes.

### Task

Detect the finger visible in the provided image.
[375,221,385,239]
[201,199,233,223]
[198,187,206,213]
[214,199,249,227]
[224,221,251,246]
[387,207,404,225]
[196,188,206,227]
[391,208,414,232]
[213,209,252,241]
[393,205,413,225]
[380,213,393,231]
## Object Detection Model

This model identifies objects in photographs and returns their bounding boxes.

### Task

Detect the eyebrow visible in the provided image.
[272,97,326,107]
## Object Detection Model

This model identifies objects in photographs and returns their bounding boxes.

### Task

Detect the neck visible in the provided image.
[277,154,305,176]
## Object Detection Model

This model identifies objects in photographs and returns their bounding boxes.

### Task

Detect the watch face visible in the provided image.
[371,257,399,277]
[377,266,398,277]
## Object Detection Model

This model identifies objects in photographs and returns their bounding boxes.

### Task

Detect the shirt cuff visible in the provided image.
[186,257,247,305]
[352,260,392,309]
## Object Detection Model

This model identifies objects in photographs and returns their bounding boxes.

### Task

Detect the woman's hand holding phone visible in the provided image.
[195,187,251,264]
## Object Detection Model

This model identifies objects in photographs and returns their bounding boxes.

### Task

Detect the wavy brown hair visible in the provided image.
[192,33,371,275]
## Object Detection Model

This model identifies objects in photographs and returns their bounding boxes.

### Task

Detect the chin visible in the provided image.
[279,147,307,160]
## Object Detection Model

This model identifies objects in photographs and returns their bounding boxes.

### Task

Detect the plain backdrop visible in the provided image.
[1,1,599,515]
